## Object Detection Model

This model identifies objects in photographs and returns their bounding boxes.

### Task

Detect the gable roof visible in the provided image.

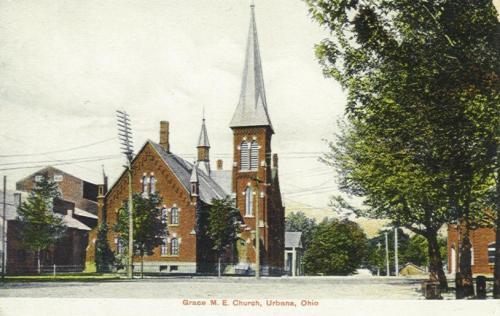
[285,231,302,248]
[149,141,228,204]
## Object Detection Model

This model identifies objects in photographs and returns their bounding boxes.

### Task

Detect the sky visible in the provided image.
[0,0,349,211]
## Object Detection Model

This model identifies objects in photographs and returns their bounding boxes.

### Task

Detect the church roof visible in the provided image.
[229,4,273,132]
[197,118,210,147]
[149,141,228,205]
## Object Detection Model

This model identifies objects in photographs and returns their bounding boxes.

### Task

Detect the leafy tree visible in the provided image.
[207,197,240,277]
[285,211,317,250]
[95,222,115,273]
[114,192,165,277]
[303,218,366,275]
[16,178,66,273]
[306,0,499,293]
[327,121,453,287]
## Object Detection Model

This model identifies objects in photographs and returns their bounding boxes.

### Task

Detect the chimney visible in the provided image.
[159,121,170,152]
[273,153,278,168]
[216,159,223,170]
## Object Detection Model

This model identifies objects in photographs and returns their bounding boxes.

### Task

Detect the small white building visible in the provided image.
[284,232,303,276]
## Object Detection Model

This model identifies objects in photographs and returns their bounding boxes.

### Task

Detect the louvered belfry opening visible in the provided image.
[240,141,250,170]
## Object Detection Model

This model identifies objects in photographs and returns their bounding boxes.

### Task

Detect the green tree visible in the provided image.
[306,0,499,293]
[327,121,453,287]
[285,211,317,250]
[207,197,240,277]
[16,178,66,273]
[303,218,366,275]
[114,192,165,277]
[95,222,115,273]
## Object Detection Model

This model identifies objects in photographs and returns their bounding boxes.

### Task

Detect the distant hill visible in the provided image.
[284,199,388,238]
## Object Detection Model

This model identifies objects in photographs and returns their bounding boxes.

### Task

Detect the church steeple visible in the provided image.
[197,115,210,176]
[229,3,273,133]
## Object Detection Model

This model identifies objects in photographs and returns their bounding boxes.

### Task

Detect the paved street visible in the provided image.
[0,276,425,299]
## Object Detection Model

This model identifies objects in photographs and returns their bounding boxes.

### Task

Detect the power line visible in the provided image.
[0,137,116,158]
[0,154,120,167]
[0,156,121,171]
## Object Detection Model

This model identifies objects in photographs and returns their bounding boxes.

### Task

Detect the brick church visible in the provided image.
[88,4,285,275]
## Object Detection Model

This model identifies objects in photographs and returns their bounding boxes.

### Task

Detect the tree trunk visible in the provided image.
[141,253,144,279]
[37,249,41,275]
[457,233,475,298]
[427,232,448,290]
[218,257,221,278]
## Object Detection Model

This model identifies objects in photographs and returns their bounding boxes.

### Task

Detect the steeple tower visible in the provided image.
[229,2,273,132]
[197,114,210,176]
[230,3,284,276]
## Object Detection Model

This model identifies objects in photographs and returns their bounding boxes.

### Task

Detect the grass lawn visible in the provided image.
[2,273,120,283]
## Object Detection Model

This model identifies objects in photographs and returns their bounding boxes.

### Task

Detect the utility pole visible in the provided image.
[252,176,268,279]
[376,242,381,276]
[385,231,390,276]
[2,176,6,281]
[117,110,134,279]
[394,227,399,277]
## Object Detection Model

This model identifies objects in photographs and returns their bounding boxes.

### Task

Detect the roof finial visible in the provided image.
[250,0,255,8]
[202,106,205,121]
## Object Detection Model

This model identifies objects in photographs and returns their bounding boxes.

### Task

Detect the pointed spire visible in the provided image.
[190,162,199,183]
[230,3,274,133]
[197,115,210,148]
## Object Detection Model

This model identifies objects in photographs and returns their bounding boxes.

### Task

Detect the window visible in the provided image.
[170,208,179,225]
[170,238,179,255]
[161,237,168,256]
[34,175,44,182]
[240,141,250,170]
[488,243,496,264]
[141,176,149,197]
[115,238,125,255]
[161,208,168,224]
[53,174,63,182]
[250,141,259,170]
[471,247,474,266]
[245,186,253,217]
[150,176,156,193]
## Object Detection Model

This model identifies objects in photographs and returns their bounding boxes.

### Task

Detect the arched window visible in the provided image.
[141,175,149,197]
[250,141,259,170]
[170,208,179,225]
[240,141,250,170]
[161,237,168,256]
[150,176,156,193]
[171,238,179,255]
[161,208,167,224]
[488,243,496,264]
[245,186,253,217]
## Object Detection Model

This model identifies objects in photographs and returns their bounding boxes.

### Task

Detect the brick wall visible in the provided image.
[104,143,198,267]
[448,225,495,275]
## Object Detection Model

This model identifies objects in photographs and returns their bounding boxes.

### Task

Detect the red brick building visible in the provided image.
[447,225,496,275]
[1,167,99,274]
[88,4,285,275]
